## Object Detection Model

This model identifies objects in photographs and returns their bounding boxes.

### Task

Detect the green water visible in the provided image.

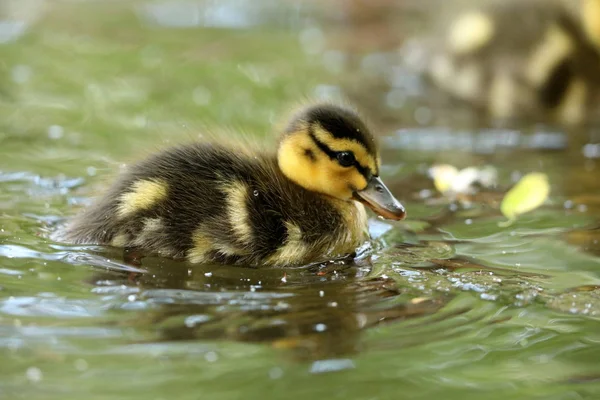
[2,1,600,399]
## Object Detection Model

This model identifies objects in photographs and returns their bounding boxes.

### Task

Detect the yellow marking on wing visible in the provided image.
[265,222,309,266]
[223,181,253,244]
[489,73,517,119]
[432,58,483,102]
[131,217,164,247]
[216,243,248,257]
[188,229,214,264]
[583,0,600,49]
[557,79,587,125]
[429,54,456,91]
[111,233,129,247]
[526,25,573,87]
[117,179,168,218]
[448,11,495,54]
[143,217,163,232]
[453,62,483,101]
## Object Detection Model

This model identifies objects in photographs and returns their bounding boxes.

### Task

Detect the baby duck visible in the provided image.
[421,0,600,125]
[59,103,406,267]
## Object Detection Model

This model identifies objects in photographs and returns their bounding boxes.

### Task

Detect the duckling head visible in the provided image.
[277,103,406,221]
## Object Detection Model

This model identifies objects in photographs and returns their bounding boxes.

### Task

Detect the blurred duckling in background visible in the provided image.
[418,0,600,125]
[59,103,406,267]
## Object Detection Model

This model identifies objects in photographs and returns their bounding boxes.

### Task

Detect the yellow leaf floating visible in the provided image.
[499,172,550,227]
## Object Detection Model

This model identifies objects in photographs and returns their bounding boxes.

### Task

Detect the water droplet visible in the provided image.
[253,190,259,197]
[583,143,600,159]
[185,315,211,328]
[419,189,432,198]
[74,359,88,372]
[48,125,64,140]
[319,290,324,297]
[204,272,212,277]
[193,86,212,106]
[315,323,327,332]
[26,367,43,383]
[134,115,147,128]
[11,65,32,84]
[310,359,355,374]
[269,367,284,379]
[204,351,218,363]
[414,107,433,126]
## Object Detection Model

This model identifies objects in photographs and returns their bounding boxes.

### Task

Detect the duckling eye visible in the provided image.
[336,151,355,167]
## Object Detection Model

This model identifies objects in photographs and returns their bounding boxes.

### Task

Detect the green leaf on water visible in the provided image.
[499,172,550,227]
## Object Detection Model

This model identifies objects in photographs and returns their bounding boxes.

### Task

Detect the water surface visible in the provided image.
[2,1,600,399]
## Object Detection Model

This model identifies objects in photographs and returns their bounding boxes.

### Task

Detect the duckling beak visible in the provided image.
[353,176,406,221]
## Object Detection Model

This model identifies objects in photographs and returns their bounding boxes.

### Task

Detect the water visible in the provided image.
[2,1,600,399]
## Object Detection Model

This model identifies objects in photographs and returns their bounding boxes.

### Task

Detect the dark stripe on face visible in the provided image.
[308,127,373,181]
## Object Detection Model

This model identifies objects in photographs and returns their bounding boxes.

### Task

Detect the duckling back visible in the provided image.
[60,143,368,267]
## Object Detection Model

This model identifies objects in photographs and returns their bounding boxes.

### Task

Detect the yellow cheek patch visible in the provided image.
[448,11,495,54]
[222,181,253,244]
[278,132,324,190]
[117,179,168,218]
[336,168,368,192]
[526,25,573,87]
[278,129,371,200]
[313,126,378,173]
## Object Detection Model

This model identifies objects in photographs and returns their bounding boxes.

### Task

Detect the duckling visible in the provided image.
[418,0,600,125]
[58,103,406,267]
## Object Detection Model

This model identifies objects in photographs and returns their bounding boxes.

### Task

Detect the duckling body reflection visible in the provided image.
[61,103,405,266]
[423,0,600,125]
